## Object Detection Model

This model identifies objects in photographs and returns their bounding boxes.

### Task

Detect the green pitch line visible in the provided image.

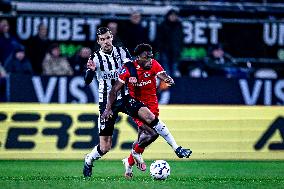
[0,160,283,189]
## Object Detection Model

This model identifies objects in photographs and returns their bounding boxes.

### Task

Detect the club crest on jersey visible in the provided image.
[129,77,137,83]
[120,68,126,74]
[144,73,150,78]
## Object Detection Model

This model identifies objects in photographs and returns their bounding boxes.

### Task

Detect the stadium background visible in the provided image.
[0,0,284,164]
[1,1,284,189]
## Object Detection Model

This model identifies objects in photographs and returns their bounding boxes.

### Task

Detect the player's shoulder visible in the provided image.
[151,59,161,66]
[115,46,128,51]
[92,49,101,57]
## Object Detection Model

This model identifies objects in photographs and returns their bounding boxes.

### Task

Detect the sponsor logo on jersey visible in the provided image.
[132,80,152,87]
[129,77,137,83]
[103,71,118,80]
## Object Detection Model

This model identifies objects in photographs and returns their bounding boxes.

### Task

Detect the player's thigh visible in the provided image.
[137,107,156,124]
[124,96,148,118]
[98,102,119,136]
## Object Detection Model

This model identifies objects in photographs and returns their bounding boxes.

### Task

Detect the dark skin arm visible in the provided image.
[101,80,124,121]
[157,72,175,86]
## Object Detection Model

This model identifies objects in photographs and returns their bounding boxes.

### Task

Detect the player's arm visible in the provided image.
[84,54,96,85]
[157,72,175,87]
[101,80,124,121]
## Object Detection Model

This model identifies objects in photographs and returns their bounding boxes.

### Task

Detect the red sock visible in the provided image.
[128,154,135,166]
[134,143,144,154]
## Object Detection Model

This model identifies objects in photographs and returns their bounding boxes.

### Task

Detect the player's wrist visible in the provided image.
[105,106,112,111]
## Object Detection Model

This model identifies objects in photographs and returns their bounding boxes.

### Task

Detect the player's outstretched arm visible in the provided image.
[157,72,175,87]
[101,80,124,121]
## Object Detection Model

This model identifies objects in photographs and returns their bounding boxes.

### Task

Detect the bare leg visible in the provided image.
[137,125,159,148]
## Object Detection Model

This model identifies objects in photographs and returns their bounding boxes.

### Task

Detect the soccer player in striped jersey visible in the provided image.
[83,27,158,178]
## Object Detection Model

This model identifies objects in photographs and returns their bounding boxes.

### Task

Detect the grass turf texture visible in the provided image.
[0,160,283,189]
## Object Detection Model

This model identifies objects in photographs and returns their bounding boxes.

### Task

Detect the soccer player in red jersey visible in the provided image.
[102,43,192,178]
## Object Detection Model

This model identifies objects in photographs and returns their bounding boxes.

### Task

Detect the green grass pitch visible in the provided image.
[0,160,284,189]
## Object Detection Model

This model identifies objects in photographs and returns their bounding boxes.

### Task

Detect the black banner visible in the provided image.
[2,15,284,59]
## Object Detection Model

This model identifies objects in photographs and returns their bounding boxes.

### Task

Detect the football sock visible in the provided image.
[154,121,179,150]
[85,145,102,165]
[128,144,145,166]
[128,154,135,166]
[134,143,145,154]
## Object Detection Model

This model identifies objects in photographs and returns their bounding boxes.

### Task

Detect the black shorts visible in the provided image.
[98,95,145,136]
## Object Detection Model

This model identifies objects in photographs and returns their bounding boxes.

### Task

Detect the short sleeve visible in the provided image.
[93,54,101,69]
[118,65,130,84]
[152,59,165,75]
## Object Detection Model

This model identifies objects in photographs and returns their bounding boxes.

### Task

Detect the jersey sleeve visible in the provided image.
[118,65,130,84]
[152,59,165,75]
[90,52,100,70]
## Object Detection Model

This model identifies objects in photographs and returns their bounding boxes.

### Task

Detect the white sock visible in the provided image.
[85,145,102,165]
[153,120,179,151]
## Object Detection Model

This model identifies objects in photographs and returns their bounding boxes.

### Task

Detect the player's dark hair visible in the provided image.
[96,27,111,38]
[134,43,152,56]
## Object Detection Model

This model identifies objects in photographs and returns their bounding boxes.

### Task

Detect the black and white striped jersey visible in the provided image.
[91,46,131,103]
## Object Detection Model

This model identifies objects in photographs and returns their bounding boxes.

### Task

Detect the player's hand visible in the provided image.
[101,109,113,121]
[86,59,96,71]
[164,77,175,87]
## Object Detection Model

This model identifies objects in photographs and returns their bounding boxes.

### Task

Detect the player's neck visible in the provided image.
[102,46,113,55]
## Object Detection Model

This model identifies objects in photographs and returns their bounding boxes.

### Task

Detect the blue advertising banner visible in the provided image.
[168,78,284,105]
[6,75,284,105]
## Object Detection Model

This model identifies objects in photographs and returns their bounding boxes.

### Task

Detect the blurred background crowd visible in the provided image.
[0,0,284,104]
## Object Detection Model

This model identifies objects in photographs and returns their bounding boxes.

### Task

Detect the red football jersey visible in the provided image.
[119,59,165,116]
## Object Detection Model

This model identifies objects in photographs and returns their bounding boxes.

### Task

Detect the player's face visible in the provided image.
[97,31,113,52]
[138,51,153,70]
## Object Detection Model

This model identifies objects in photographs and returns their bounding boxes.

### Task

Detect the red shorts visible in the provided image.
[132,101,159,127]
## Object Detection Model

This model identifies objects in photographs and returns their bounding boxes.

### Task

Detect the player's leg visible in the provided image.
[83,103,118,177]
[137,124,159,148]
[132,126,159,170]
[125,120,147,173]
[124,95,191,160]
[154,120,192,158]
[137,107,192,158]
[123,125,158,177]
[83,135,112,177]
